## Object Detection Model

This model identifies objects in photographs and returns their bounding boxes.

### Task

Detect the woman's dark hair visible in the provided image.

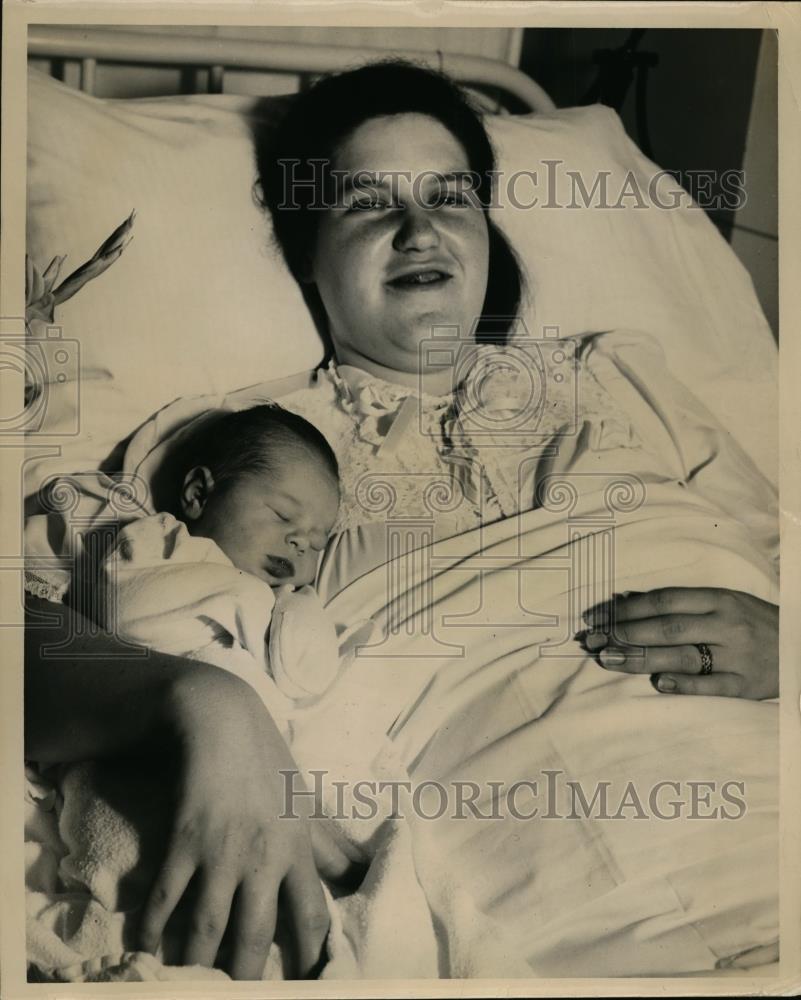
[161,404,338,515]
[255,60,524,344]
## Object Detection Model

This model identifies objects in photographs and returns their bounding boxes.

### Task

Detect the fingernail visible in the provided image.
[584,632,608,652]
[599,648,626,667]
[657,676,677,692]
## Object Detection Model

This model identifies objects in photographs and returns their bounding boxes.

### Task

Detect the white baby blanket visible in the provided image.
[25,504,352,983]
[98,511,340,717]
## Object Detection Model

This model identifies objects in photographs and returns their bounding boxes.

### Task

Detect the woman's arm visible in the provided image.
[25,596,191,763]
[25,596,332,979]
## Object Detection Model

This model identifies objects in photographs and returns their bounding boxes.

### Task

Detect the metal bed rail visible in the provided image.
[27,25,555,114]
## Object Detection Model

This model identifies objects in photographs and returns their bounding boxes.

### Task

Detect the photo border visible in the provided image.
[2,2,799,997]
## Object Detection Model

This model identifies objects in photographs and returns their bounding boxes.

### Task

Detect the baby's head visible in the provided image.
[171,404,339,588]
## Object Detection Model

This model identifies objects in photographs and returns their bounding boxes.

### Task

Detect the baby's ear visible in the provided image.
[180,466,215,520]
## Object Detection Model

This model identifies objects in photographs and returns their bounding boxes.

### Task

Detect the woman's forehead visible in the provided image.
[333,113,470,175]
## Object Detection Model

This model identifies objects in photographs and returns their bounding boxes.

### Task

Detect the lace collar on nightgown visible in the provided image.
[324,362,452,449]
[312,348,593,529]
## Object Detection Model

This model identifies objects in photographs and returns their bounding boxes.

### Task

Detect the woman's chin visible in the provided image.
[406,316,477,352]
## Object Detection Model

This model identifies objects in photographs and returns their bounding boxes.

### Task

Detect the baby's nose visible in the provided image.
[287,529,308,555]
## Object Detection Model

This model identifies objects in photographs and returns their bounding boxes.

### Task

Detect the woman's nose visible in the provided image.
[392,205,440,253]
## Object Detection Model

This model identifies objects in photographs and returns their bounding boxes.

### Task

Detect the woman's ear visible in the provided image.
[180,466,215,521]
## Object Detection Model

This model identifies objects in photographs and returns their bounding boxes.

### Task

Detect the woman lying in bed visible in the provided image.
[24,60,779,980]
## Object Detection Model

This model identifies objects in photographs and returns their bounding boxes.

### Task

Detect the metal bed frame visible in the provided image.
[28,25,555,114]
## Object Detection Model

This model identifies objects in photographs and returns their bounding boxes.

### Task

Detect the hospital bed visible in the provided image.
[23,22,782,986]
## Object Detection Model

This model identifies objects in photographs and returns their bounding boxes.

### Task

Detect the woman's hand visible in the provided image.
[25,599,351,980]
[138,666,331,980]
[581,588,778,700]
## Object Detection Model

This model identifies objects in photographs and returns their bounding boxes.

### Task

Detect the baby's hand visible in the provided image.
[268,585,340,700]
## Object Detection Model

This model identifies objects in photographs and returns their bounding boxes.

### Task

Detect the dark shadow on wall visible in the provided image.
[520,28,764,240]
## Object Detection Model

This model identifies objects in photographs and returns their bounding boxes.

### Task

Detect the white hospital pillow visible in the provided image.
[26,69,321,413]
[490,107,777,484]
[27,67,776,486]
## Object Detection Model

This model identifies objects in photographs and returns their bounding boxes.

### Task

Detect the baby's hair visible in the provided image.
[168,404,338,512]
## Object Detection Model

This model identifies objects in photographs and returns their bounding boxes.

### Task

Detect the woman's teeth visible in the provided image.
[391,270,450,286]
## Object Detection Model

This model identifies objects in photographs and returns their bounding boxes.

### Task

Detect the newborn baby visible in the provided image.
[99,403,342,722]
[169,402,339,588]
[36,406,346,965]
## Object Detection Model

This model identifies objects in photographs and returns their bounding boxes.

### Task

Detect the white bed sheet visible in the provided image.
[24,326,780,980]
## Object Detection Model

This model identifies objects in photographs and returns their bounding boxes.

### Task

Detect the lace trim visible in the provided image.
[282,350,639,533]
[326,361,453,451]
[24,569,69,604]
[282,376,481,534]
[328,359,452,409]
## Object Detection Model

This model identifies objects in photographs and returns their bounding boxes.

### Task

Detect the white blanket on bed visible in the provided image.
[310,481,779,977]
[24,330,780,980]
[26,478,778,980]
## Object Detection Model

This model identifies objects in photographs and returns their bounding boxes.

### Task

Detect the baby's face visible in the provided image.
[189,458,339,588]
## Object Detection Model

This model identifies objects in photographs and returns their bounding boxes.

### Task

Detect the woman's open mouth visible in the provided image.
[387,269,453,290]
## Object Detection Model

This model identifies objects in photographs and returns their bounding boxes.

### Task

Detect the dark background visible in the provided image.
[520,28,771,241]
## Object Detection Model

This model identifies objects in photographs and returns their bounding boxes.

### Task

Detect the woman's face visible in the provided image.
[306,113,490,378]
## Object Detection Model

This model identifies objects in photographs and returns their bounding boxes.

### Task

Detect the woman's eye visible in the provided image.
[437,191,469,208]
[348,198,392,212]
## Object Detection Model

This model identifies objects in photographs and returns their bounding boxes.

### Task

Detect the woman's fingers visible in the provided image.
[584,588,722,626]
[593,640,746,695]
[228,874,279,981]
[581,612,716,652]
[226,851,329,980]
[612,613,716,647]
[583,588,777,699]
[281,860,331,979]
[183,869,237,968]
[651,671,744,698]
[138,852,196,956]
[598,643,717,675]
[310,817,364,885]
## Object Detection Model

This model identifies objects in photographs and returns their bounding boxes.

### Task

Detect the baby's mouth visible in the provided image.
[264,555,294,580]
